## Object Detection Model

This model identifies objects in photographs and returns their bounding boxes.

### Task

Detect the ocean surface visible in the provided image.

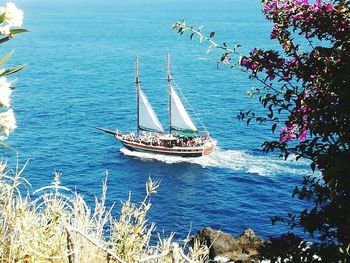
[4,0,313,240]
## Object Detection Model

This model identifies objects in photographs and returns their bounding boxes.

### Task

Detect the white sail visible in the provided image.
[139,87,164,133]
[170,85,197,131]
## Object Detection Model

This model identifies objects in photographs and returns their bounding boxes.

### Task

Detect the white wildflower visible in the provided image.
[0,77,12,108]
[0,108,16,140]
[0,2,24,28]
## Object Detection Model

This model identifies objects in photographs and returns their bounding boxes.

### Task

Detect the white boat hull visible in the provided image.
[116,135,216,157]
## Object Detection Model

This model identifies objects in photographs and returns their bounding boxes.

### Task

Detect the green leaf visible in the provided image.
[310,162,316,172]
[247,90,253,97]
[0,13,5,24]
[272,123,277,133]
[292,186,299,197]
[267,104,274,118]
[190,32,195,41]
[16,158,30,178]
[0,142,16,152]
[0,64,27,76]
[220,53,228,61]
[0,36,11,45]
[0,50,14,67]
[9,28,29,36]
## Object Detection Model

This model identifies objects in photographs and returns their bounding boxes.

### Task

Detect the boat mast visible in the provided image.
[136,56,140,138]
[167,53,172,134]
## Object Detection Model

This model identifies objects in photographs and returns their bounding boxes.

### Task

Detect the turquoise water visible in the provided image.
[4,0,312,239]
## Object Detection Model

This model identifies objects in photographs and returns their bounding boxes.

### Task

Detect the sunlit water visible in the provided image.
[4,0,313,239]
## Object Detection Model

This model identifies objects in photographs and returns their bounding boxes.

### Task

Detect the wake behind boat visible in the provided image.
[97,54,216,157]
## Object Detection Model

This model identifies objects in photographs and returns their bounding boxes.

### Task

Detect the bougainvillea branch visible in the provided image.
[174,0,350,261]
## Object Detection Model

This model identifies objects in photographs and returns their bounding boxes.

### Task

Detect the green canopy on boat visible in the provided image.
[176,131,198,137]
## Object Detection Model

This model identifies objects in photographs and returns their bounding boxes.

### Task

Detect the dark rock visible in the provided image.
[236,228,264,257]
[194,227,239,259]
[193,227,264,262]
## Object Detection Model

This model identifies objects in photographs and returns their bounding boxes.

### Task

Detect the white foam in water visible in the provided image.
[120,147,313,176]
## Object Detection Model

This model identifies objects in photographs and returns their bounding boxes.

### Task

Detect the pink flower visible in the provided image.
[223,55,230,64]
[280,130,297,142]
[240,57,249,67]
[305,32,316,39]
[326,5,334,12]
[283,75,291,81]
[271,32,278,39]
[263,3,272,11]
[310,86,320,93]
[292,14,301,21]
[287,56,299,67]
[280,124,298,142]
[298,129,307,141]
[295,0,309,6]
[311,50,319,59]
[250,63,258,70]
[319,2,334,12]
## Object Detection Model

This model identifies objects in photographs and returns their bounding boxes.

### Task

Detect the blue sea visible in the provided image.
[4,0,313,240]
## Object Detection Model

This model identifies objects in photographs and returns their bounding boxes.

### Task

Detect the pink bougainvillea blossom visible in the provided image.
[280,124,298,142]
[240,57,249,67]
[250,62,258,71]
[298,128,308,141]
[280,122,308,143]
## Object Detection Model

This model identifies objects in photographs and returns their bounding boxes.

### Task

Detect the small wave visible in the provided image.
[120,147,313,176]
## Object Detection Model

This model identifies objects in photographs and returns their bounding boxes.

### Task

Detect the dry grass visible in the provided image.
[0,162,209,263]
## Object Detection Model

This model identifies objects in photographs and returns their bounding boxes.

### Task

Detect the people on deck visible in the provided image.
[123,132,209,147]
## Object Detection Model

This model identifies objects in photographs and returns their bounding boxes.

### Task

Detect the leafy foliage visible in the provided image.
[0,2,27,144]
[0,167,209,262]
[173,0,350,261]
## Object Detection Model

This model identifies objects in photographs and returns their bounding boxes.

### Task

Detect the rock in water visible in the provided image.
[236,229,264,256]
[195,227,239,259]
[193,227,264,262]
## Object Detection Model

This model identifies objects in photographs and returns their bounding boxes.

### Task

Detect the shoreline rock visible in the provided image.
[192,227,265,262]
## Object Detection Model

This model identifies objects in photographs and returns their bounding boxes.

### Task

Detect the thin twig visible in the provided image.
[67,226,126,263]
[178,248,195,263]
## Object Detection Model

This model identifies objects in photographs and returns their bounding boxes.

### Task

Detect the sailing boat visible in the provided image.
[97,54,217,157]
